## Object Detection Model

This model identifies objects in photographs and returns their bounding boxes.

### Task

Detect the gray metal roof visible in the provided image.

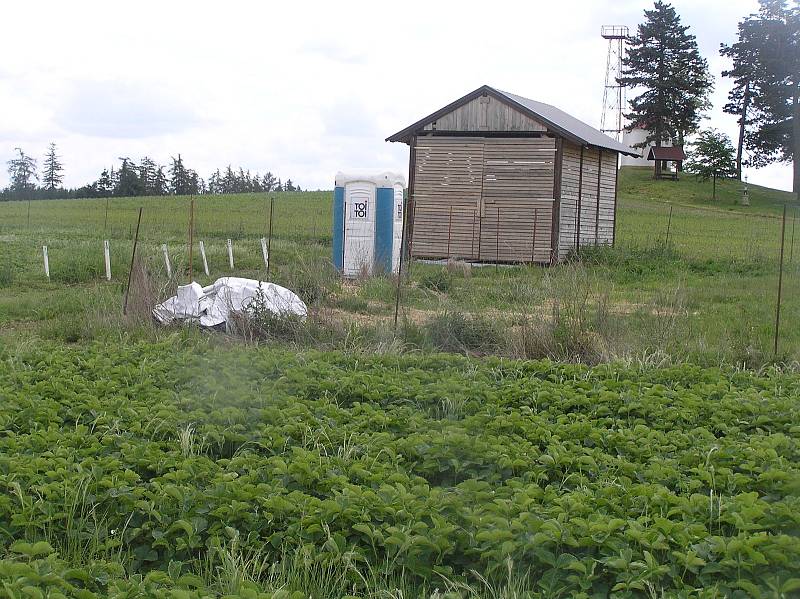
[386,85,640,158]
[493,88,640,157]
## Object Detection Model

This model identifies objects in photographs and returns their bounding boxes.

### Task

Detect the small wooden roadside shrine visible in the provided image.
[387,85,638,264]
[647,146,687,181]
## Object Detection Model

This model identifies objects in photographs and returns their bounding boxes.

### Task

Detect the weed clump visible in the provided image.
[0,262,14,287]
[274,254,338,307]
[418,268,453,293]
[425,309,501,355]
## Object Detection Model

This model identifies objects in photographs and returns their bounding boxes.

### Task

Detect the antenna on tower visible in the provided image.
[600,25,628,141]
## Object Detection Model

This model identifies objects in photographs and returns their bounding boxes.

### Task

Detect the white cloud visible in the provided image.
[56,81,208,138]
[0,0,791,192]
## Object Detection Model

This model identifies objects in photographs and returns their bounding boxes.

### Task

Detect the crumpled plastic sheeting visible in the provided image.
[153,277,307,328]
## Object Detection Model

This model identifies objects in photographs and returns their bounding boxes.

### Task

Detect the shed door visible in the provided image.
[412,138,484,260]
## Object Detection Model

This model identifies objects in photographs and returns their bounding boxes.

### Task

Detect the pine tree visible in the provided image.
[684,129,737,200]
[42,142,64,191]
[6,148,38,199]
[275,178,283,192]
[285,179,295,192]
[619,1,713,177]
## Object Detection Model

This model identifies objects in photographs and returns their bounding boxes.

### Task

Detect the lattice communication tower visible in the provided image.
[600,25,628,141]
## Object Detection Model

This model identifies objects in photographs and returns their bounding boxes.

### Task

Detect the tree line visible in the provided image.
[619,0,797,195]
[1,147,301,201]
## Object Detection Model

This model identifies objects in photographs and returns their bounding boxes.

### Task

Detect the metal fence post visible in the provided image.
[267,197,274,278]
[446,205,453,259]
[774,204,787,357]
[496,206,500,273]
[665,204,674,246]
[123,207,143,315]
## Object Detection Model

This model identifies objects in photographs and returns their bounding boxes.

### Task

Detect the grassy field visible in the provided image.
[1,167,798,365]
[2,169,800,596]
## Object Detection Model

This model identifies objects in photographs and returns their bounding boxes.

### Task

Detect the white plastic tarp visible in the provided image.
[153,277,307,327]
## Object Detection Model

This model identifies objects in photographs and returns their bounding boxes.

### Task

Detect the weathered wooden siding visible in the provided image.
[411,137,555,262]
[422,95,547,133]
[557,142,616,259]
[557,141,582,260]
[597,150,617,244]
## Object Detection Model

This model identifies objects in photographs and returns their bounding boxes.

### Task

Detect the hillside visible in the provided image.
[618,165,797,215]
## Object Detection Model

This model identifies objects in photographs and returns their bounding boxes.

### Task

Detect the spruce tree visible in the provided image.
[96,169,114,197]
[115,158,143,197]
[739,0,799,196]
[262,172,276,192]
[42,142,64,191]
[169,154,190,195]
[618,1,713,177]
[153,165,168,195]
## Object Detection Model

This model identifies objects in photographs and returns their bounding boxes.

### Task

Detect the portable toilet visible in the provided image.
[333,171,406,277]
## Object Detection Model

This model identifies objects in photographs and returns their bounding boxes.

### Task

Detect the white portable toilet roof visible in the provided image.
[336,170,406,188]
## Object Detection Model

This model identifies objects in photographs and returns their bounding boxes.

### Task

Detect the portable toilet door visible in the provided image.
[342,180,376,277]
[391,180,404,274]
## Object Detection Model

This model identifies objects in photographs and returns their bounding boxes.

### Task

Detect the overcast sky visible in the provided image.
[0,0,791,192]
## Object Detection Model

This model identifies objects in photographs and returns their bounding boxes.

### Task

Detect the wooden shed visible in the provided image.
[387,85,638,263]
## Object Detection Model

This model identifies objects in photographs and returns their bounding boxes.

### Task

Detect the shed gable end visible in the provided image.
[422,95,547,134]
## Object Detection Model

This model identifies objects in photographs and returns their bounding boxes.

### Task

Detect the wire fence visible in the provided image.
[0,193,332,287]
[1,192,798,360]
[615,199,799,359]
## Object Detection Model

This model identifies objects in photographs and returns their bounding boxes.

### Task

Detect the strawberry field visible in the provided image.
[1,338,800,597]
